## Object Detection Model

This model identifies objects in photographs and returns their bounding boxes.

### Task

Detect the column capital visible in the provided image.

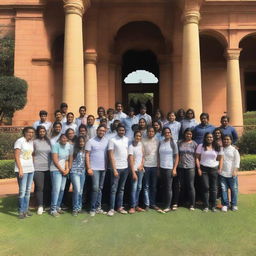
[85,51,97,64]
[183,11,200,25]
[63,0,90,17]
[225,48,242,61]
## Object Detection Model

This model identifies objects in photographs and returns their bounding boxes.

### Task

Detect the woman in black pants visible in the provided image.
[33,126,52,214]
[196,132,223,212]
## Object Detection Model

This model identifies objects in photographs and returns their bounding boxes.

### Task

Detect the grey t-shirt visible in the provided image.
[33,139,52,171]
[178,140,198,169]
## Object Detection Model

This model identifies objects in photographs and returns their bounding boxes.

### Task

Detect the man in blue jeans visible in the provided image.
[107,124,129,216]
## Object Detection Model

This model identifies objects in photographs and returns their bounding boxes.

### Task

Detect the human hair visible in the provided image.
[222,134,233,143]
[147,125,156,134]
[67,112,74,118]
[167,111,176,119]
[213,128,223,139]
[200,112,209,120]
[39,110,47,116]
[128,107,135,113]
[59,133,67,142]
[87,115,95,120]
[182,128,193,141]
[22,126,35,136]
[65,128,76,143]
[221,115,229,122]
[79,124,87,132]
[140,104,146,110]
[161,127,176,152]
[117,123,126,132]
[134,130,142,138]
[107,108,115,115]
[176,108,185,121]
[97,124,106,131]
[51,121,62,137]
[115,102,122,108]
[54,109,62,116]
[79,106,86,111]
[202,132,220,152]
[73,136,86,160]
[53,121,62,128]
[60,102,68,109]
[152,119,162,132]
[138,118,147,130]
[154,108,163,118]
[97,106,106,115]
[36,125,51,145]
[185,108,195,119]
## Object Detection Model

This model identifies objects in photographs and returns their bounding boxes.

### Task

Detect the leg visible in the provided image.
[57,175,67,210]
[50,171,62,213]
[91,170,100,212]
[78,172,86,211]
[109,170,120,210]
[143,167,150,207]
[95,171,106,210]
[43,171,51,207]
[220,176,229,207]
[17,173,28,214]
[130,172,138,208]
[172,175,180,206]
[208,168,218,208]
[33,171,44,207]
[185,168,196,207]
[229,176,238,207]
[135,171,144,207]
[24,172,34,213]
[149,167,158,207]
[200,166,210,208]
[116,168,129,209]
[70,173,80,212]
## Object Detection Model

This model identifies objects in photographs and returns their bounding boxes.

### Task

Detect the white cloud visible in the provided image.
[124,70,158,84]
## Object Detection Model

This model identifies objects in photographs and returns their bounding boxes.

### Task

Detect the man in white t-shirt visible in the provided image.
[136,104,152,125]
[107,124,129,216]
[61,112,78,135]
[33,110,52,132]
[114,102,127,121]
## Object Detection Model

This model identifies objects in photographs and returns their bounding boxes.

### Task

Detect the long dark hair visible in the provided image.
[73,136,86,160]
[36,125,51,145]
[202,132,220,152]
[161,127,176,153]
[182,128,193,142]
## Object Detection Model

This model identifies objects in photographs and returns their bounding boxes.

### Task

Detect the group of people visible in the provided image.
[14,102,240,219]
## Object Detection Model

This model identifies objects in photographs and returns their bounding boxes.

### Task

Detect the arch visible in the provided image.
[200,29,228,48]
[238,32,256,47]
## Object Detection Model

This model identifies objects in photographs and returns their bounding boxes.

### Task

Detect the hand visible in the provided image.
[63,169,69,176]
[87,168,94,176]
[172,168,177,177]
[18,168,24,178]
[218,169,222,175]
[138,165,144,172]
[132,172,138,181]
[113,170,119,177]
[232,170,238,177]
[198,168,202,176]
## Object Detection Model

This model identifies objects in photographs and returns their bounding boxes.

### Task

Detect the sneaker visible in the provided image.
[172,204,178,211]
[37,206,44,215]
[135,207,145,212]
[18,213,25,219]
[189,206,195,211]
[128,208,136,214]
[96,208,107,214]
[107,209,115,217]
[25,211,33,217]
[117,208,128,214]
[72,211,78,217]
[221,206,228,212]
[89,211,96,217]
[144,206,150,211]
[51,211,60,217]
[211,207,217,212]
[163,208,171,213]
[57,209,65,214]
[203,207,209,212]
[232,206,238,211]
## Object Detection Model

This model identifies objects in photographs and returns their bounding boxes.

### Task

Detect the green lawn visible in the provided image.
[1,195,256,256]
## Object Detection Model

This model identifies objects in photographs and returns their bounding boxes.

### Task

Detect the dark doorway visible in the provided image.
[122,50,159,115]
[244,72,256,111]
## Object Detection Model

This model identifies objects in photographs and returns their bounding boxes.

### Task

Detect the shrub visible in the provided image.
[240,155,256,171]
[237,130,256,154]
[0,160,15,179]
[0,37,14,76]
[0,132,21,160]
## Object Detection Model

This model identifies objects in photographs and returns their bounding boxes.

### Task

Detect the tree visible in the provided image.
[0,76,28,124]
[0,37,14,76]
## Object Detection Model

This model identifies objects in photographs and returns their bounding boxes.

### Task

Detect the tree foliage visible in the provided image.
[0,37,14,76]
[0,76,28,123]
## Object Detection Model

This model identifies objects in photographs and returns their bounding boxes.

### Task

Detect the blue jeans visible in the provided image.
[70,172,86,212]
[50,171,67,213]
[131,170,144,208]
[220,176,238,207]
[16,172,34,214]
[143,167,158,207]
[91,170,106,212]
[160,168,174,209]
[109,168,129,210]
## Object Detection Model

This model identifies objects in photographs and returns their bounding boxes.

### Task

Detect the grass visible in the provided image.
[1,195,256,256]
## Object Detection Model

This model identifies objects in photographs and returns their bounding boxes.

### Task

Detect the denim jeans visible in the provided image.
[160,168,174,209]
[109,168,129,210]
[143,167,158,207]
[220,176,238,207]
[50,171,67,213]
[70,172,86,212]
[91,170,106,212]
[131,170,144,208]
[16,172,34,214]
[200,165,218,208]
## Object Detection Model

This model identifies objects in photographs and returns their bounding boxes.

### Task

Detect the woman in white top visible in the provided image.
[128,131,145,214]
[196,132,223,212]
[50,121,62,146]
[220,135,240,212]
[159,127,179,213]
[14,126,35,219]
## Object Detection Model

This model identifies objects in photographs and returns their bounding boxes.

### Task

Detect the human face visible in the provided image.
[147,128,156,138]
[117,127,125,137]
[97,127,106,138]
[134,132,142,143]
[67,130,75,140]
[79,128,87,137]
[140,108,146,115]
[163,129,172,140]
[214,130,222,139]
[128,110,134,117]
[79,108,86,118]
[116,104,123,112]
[186,111,194,120]
[40,115,47,123]
[200,116,208,126]
[24,129,34,141]
[223,136,232,147]
[205,134,213,144]
[87,117,95,126]
[153,122,160,132]
[61,107,68,114]
[67,114,74,124]
[59,135,67,145]
[168,113,176,122]
[184,131,193,141]
[79,138,85,148]
[54,124,62,133]
[55,112,62,122]
[98,109,105,118]
[221,118,228,127]
[155,111,161,120]
[108,112,114,120]
[139,119,146,129]
[113,120,120,130]
[39,128,46,139]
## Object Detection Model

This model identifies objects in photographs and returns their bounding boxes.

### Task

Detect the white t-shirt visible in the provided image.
[159,140,178,169]
[108,135,129,169]
[61,122,78,135]
[128,142,143,171]
[196,144,223,168]
[33,120,52,132]
[221,145,240,178]
[142,137,159,167]
[14,137,34,173]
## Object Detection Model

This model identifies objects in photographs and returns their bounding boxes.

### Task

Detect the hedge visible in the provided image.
[240,155,256,171]
[0,132,20,160]
[237,130,256,154]
[0,160,15,179]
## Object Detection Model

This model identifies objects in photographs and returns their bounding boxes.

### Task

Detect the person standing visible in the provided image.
[196,132,223,212]
[60,102,68,123]
[122,107,139,142]
[128,131,145,214]
[62,112,78,135]
[136,104,152,125]
[114,102,127,121]
[107,124,129,216]
[164,112,181,143]
[75,106,87,127]
[106,108,116,130]
[219,115,239,144]
[180,109,198,136]
[86,125,108,216]
[33,126,52,215]
[14,127,35,219]
[86,115,97,139]
[33,110,52,132]
[50,121,62,146]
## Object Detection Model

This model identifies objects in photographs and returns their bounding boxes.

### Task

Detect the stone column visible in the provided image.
[226,48,244,127]
[84,51,98,116]
[181,10,202,117]
[63,0,89,114]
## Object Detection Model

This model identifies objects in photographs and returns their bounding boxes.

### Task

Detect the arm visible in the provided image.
[195,153,202,176]
[138,146,145,171]
[172,154,179,176]
[232,128,239,145]
[14,149,23,178]
[52,153,65,174]
[108,150,118,177]
[128,154,137,180]
[85,151,93,176]
[217,154,223,174]
[233,149,240,176]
